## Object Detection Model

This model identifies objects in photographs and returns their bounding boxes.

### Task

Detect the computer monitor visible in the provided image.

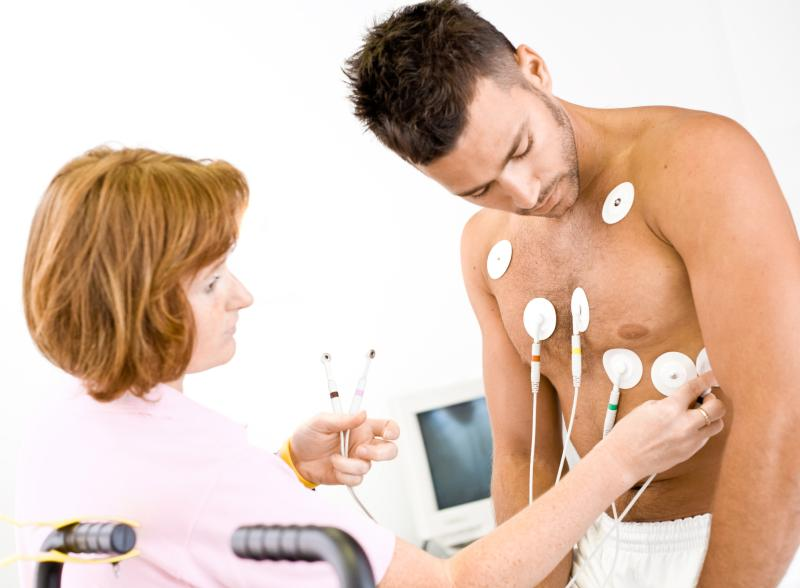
[389,380,495,547]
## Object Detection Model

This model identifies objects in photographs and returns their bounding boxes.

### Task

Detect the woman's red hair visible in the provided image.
[23,147,249,401]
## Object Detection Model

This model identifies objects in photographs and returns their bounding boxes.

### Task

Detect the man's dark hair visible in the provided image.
[344,0,519,165]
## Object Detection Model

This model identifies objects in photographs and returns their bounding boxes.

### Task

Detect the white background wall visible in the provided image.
[0,1,797,586]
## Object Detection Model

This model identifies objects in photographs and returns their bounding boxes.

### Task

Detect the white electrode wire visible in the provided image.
[559,291,588,485]
[340,430,375,521]
[571,367,626,587]
[321,354,346,456]
[529,390,538,504]
[558,329,584,484]
[601,502,621,588]
[603,380,622,439]
[565,473,657,588]
[598,377,622,587]
[344,350,375,454]
[556,380,580,484]
[529,339,542,504]
[347,486,374,520]
[321,351,376,520]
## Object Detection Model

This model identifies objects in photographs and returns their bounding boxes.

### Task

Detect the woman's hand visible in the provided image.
[603,370,726,484]
[289,411,400,486]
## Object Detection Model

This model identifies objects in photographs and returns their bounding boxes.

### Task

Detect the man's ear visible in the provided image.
[514,44,553,93]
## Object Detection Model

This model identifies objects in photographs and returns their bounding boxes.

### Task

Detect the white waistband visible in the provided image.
[586,512,712,554]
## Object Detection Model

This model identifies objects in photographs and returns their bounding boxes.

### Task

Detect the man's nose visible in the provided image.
[498,169,540,211]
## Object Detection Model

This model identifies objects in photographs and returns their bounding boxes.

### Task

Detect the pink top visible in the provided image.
[15,382,395,587]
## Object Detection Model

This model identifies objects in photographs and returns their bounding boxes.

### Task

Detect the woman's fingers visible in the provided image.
[328,416,399,482]
[707,418,724,436]
[334,471,364,487]
[331,453,371,476]
[691,410,724,443]
[702,370,720,388]
[354,439,398,461]
[692,418,724,453]
[366,418,400,440]
[699,395,725,422]
[685,396,725,432]
[672,370,718,407]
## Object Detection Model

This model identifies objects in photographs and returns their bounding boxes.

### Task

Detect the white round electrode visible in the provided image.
[696,348,711,374]
[696,348,713,397]
[651,351,697,397]
[523,297,557,342]
[570,287,590,333]
[602,349,643,389]
[487,240,513,280]
[602,182,635,225]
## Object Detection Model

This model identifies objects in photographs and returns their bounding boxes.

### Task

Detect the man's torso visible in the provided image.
[471,107,730,521]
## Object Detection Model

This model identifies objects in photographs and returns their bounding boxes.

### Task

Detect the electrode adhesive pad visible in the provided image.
[602,182,635,225]
[602,348,643,389]
[523,297,557,341]
[487,240,513,280]
[651,351,697,396]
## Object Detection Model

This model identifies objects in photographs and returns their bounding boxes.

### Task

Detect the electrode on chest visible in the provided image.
[486,239,513,279]
[602,181,635,225]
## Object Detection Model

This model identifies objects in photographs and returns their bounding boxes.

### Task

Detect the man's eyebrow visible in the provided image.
[456,122,527,197]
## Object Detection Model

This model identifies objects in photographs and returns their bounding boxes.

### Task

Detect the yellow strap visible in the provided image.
[0,515,141,569]
[278,439,318,489]
[0,549,140,568]
[0,514,139,529]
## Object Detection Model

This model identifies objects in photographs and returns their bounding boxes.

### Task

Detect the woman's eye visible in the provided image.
[206,276,220,293]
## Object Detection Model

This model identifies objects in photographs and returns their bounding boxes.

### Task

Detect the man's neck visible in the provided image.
[560,100,632,198]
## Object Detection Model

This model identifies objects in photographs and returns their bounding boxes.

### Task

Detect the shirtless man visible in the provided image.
[345,1,800,586]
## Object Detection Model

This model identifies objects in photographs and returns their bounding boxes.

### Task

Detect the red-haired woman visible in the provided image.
[18,147,724,587]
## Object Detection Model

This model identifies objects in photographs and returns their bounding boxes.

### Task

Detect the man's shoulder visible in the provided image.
[462,207,499,237]
[630,109,759,229]
[460,208,514,256]
[633,108,756,181]
[459,209,511,295]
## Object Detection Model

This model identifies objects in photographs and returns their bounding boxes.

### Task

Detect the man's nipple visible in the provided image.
[617,323,650,340]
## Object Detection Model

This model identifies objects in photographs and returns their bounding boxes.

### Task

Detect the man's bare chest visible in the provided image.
[486,210,700,378]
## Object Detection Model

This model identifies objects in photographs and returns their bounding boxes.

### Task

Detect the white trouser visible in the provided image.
[570,512,711,588]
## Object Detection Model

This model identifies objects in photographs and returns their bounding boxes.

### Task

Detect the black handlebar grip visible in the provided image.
[36,522,137,588]
[232,525,301,561]
[232,525,375,588]
[42,522,136,555]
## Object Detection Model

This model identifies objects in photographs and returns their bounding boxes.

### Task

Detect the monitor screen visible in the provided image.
[417,397,493,510]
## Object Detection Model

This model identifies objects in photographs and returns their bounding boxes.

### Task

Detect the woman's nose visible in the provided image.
[230,275,253,309]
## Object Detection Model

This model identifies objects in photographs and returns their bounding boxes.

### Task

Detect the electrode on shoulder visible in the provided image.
[602,182,635,225]
[487,240,513,280]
